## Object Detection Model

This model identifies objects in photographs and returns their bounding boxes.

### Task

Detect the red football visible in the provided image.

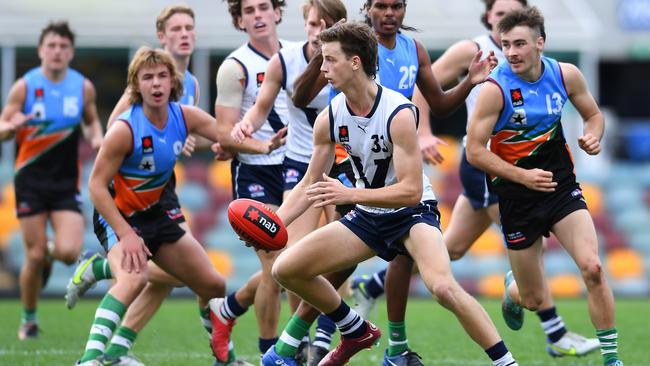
[227,198,288,251]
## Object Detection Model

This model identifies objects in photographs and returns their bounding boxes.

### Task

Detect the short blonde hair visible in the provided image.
[127,46,184,104]
[156,4,195,33]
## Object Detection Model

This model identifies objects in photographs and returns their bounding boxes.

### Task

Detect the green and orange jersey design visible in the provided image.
[17,67,84,192]
[112,103,187,217]
[487,56,576,199]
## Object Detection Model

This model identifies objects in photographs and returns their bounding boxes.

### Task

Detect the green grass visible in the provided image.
[1,298,648,365]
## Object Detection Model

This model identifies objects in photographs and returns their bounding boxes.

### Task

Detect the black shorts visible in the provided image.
[93,207,186,256]
[339,200,441,261]
[231,159,283,206]
[329,159,356,217]
[14,187,82,217]
[159,172,185,224]
[499,183,588,250]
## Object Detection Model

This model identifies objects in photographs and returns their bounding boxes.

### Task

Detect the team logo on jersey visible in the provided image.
[284,168,300,184]
[256,72,265,87]
[248,183,265,198]
[510,88,524,107]
[338,126,349,142]
[173,141,184,156]
[138,156,155,171]
[509,109,527,125]
[142,136,154,154]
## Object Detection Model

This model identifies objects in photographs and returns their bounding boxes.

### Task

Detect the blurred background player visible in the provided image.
[466,7,622,366]
[211,0,291,361]
[64,5,252,365]
[0,21,103,341]
[75,46,227,366]
[354,0,601,359]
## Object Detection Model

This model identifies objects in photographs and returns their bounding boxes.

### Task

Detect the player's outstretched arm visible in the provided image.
[466,81,556,192]
[81,79,104,150]
[231,54,284,142]
[560,62,604,155]
[0,79,27,141]
[88,121,151,272]
[277,108,335,227]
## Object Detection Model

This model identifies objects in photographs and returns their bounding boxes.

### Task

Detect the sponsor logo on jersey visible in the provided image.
[244,206,279,238]
[339,125,349,143]
[138,156,155,171]
[256,72,265,87]
[510,88,524,107]
[142,136,154,154]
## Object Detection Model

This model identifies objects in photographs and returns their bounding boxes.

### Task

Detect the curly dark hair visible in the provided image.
[225,0,286,31]
[481,0,528,30]
[39,21,75,46]
[361,0,418,33]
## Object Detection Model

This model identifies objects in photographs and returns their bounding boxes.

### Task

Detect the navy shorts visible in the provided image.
[231,158,284,206]
[339,200,441,261]
[499,183,588,250]
[283,157,308,191]
[460,149,499,210]
[93,206,186,256]
[14,187,82,217]
[159,172,185,224]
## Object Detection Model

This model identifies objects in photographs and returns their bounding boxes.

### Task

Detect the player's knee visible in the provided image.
[430,281,457,308]
[57,248,79,265]
[119,272,149,294]
[580,257,604,287]
[447,246,467,261]
[197,275,226,299]
[24,245,48,264]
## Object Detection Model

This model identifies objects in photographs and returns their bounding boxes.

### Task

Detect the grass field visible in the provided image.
[1,298,648,365]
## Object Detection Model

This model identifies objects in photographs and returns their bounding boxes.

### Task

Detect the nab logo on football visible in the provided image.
[510,88,524,107]
[339,125,349,142]
[244,206,278,238]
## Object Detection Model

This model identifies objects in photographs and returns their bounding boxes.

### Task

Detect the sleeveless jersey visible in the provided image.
[180,69,197,106]
[329,84,436,213]
[488,56,574,199]
[465,35,506,128]
[113,103,188,217]
[279,42,329,164]
[227,41,293,165]
[17,67,84,191]
[376,33,420,99]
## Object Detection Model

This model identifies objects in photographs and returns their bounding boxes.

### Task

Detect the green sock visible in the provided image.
[199,305,212,334]
[227,346,237,363]
[21,308,37,325]
[597,328,619,365]
[275,315,311,357]
[105,326,138,359]
[92,257,112,280]
[80,293,127,362]
[387,321,408,356]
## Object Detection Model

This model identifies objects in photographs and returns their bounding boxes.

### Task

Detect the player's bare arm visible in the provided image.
[81,79,104,149]
[292,46,328,108]
[215,59,283,154]
[88,121,151,272]
[231,54,285,142]
[466,81,556,193]
[277,108,335,227]
[181,105,218,142]
[560,62,604,155]
[0,79,28,141]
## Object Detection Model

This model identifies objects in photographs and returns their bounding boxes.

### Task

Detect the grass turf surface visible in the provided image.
[1,298,647,365]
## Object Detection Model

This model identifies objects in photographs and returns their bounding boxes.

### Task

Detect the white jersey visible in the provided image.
[465,34,506,130]
[329,85,436,214]
[227,41,294,165]
[279,42,329,164]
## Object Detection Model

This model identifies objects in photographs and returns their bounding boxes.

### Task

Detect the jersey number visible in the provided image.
[371,134,389,153]
[349,154,392,189]
[399,65,417,90]
[545,93,563,115]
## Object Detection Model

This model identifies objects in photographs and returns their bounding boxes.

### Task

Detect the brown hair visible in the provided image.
[225,0,286,31]
[39,21,75,46]
[361,0,418,32]
[301,0,347,26]
[481,0,528,30]
[156,4,195,33]
[126,47,184,104]
[497,6,546,40]
[319,21,378,79]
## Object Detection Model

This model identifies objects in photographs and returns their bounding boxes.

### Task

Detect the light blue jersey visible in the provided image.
[180,69,197,106]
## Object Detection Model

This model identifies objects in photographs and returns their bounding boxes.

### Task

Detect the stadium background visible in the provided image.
[0,0,649,302]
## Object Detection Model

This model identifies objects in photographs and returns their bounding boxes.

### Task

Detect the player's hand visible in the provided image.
[10,112,33,129]
[120,231,151,273]
[267,127,288,154]
[182,135,197,157]
[468,50,498,85]
[520,168,557,192]
[578,133,601,155]
[306,173,353,208]
[231,120,255,143]
[419,134,447,165]
[211,142,234,161]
